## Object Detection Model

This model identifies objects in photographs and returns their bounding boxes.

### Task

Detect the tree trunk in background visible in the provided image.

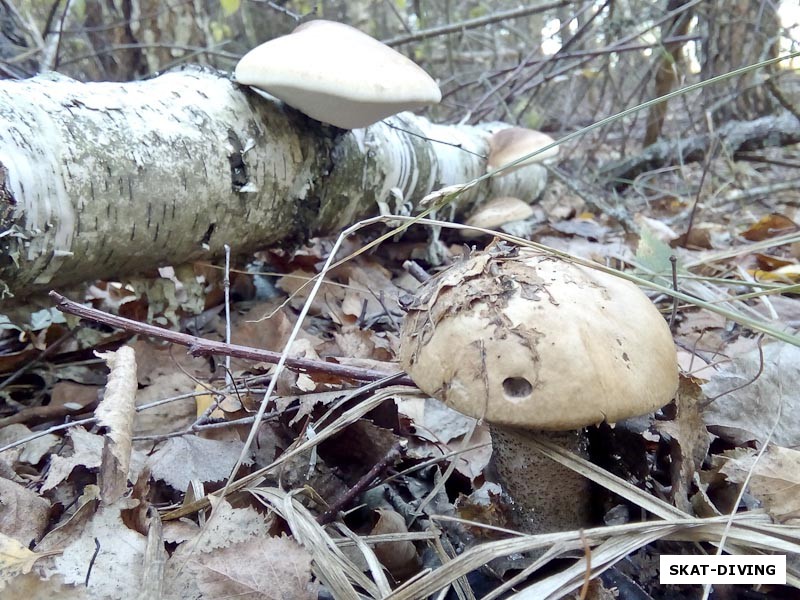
[643,0,694,146]
[44,0,220,81]
[699,0,781,124]
[602,111,800,184]
[0,68,547,299]
[81,0,146,80]
[0,0,41,78]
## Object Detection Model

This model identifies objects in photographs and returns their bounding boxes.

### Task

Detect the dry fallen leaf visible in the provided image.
[0,424,59,466]
[740,213,798,241]
[133,370,197,438]
[163,498,281,598]
[0,478,51,547]
[655,377,714,513]
[718,444,800,525]
[131,339,212,388]
[398,396,491,481]
[231,300,294,351]
[49,380,101,416]
[189,535,319,600]
[369,509,420,581]
[40,427,146,493]
[174,497,272,555]
[40,499,146,600]
[0,570,86,598]
[146,436,251,491]
[702,343,800,447]
[276,269,344,314]
[752,263,800,283]
[0,532,60,588]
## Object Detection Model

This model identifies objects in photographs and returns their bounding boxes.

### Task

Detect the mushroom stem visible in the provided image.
[489,426,590,533]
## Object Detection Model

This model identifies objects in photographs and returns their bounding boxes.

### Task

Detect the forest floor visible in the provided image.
[1,134,799,599]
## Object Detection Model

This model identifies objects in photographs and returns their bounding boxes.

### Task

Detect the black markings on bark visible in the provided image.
[0,163,15,226]
[200,223,215,245]
[227,129,249,191]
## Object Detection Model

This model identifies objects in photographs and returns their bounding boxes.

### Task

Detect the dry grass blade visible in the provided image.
[249,487,379,599]
[515,530,668,599]
[387,513,798,600]
[333,522,394,597]
[481,543,570,600]
[670,521,800,554]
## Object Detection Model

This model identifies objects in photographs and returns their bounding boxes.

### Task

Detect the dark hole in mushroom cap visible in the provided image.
[503,377,533,398]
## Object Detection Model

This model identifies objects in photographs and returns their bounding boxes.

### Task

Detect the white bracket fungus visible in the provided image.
[234,20,442,130]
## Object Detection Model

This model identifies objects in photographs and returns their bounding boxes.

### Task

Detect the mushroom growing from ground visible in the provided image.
[461,196,535,239]
[399,242,678,533]
[234,20,441,129]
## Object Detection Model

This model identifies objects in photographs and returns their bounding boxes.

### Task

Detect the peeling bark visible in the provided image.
[0,66,547,298]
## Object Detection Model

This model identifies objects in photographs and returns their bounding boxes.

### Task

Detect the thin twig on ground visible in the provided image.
[49,291,413,386]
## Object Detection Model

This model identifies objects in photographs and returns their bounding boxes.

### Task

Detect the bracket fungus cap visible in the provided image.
[234,20,442,129]
[399,244,678,430]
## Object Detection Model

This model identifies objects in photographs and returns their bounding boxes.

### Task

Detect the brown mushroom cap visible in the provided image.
[462,197,534,239]
[399,244,678,430]
[234,20,442,129]
[487,127,559,174]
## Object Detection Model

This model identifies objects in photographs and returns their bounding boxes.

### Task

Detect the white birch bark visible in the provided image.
[0,66,547,298]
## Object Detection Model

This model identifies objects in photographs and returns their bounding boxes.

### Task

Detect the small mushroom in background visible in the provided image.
[399,242,678,533]
[461,196,535,239]
[234,20,442,130]
[483,127,558,209]
[486,126,559,175]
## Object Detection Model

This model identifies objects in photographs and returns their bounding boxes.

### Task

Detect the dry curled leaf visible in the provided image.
[0,478,51,547]
[703,343,800,447]
[95,346,138,502]
[718,444,800,525]
[40,427,146,493]
[369,509,420,581]
[147,436,252,491]
[741,213,798,241]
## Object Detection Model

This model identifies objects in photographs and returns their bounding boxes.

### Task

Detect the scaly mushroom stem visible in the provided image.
[489,426,590,533]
